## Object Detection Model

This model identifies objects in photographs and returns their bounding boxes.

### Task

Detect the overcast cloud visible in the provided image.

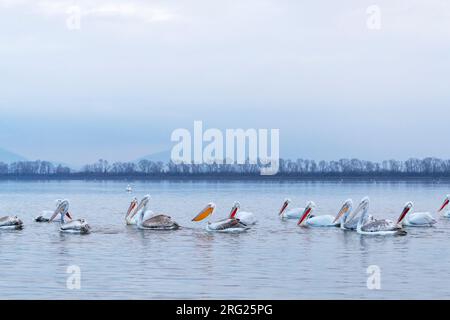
[1,0,449,165]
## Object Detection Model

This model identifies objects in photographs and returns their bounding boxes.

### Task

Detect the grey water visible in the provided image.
[0,179,450,299]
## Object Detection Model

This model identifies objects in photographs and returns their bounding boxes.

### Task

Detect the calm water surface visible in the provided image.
[0,180,450,299]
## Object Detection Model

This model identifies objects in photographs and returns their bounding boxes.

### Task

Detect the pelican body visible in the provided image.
[207,218,248,232]
[296,200,355,228]
[397,202,436,227]
[355,197,407,236]
[35,212,56,223]
[306,215,336,226]
[438,195,450,218]
[193,203,249,233]
[305,203,338,227]
[0,215,23,230]
[295,201,337,227]
[278,199,305,219]
[229,201,256,225]
[60,219,91,234]
[49,200,91,234]
[128,195,179,230]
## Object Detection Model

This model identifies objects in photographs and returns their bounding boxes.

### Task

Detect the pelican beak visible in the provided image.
[346,199,367,223]
[297,207,312,226]
[229,206,239,219]
[126,201,137,218]
[49,200,70,222]
[333,204,349,224]
[48,207,61,222]
[192,204,215,222]
[129,200,146,220]
[439,199,449,212]
[397,205,411,224]
[279,201,289,215]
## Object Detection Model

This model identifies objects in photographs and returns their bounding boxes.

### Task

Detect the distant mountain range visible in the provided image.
[0,147,27,163]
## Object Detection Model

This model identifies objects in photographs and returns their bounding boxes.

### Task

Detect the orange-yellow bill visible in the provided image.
[192,204,215,222]
[333,205,349,224]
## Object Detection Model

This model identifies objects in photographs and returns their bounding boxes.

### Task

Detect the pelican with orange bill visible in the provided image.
[192,202,249,233]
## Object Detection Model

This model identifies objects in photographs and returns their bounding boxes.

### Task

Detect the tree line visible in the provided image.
[2,157,450,178]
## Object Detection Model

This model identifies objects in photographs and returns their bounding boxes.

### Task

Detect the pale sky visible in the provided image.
[1,0,449,165]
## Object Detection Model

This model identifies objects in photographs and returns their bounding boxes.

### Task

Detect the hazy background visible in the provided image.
[0,0,449,166]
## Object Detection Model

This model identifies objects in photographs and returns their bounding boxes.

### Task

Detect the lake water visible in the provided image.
[0,179,450,299]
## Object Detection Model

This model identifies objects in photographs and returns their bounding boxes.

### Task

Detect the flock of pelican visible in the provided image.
[278,196,441,235]
[1,194,450,236]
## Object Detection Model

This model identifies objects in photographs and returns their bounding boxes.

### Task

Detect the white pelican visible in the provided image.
[355,197,407,236]
[128,195,179,230]
[295,200,353,228]
[297,201,316,227]
[438,195,450,218]
[0,215,23,230]
[126,184,132,193]
[48,200,91,234]
[125,197,139,225]
[292,201,339,227]
[229,201,257,225]
[35,199,72,223]
[192,203,249,233]
[333,199,376,230]
[278,199,306,219]
[125,197,165,225]
[397,202,436,227]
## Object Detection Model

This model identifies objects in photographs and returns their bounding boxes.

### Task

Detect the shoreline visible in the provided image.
[0,174,449,182]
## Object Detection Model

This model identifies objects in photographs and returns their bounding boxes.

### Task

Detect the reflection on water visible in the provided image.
[0,180,450,299]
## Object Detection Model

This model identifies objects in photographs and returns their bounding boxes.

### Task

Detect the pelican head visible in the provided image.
[129,195,150,221]
[333,199,353,224]
[279,198,291,215]
[192,202,216,222]
[438,195,450,213]
[49,199,71,222]
[397,201,413,225]
[125,197,138,221]
[349,196,370,223]
[229,201,241,218]
[297,201,316,227]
